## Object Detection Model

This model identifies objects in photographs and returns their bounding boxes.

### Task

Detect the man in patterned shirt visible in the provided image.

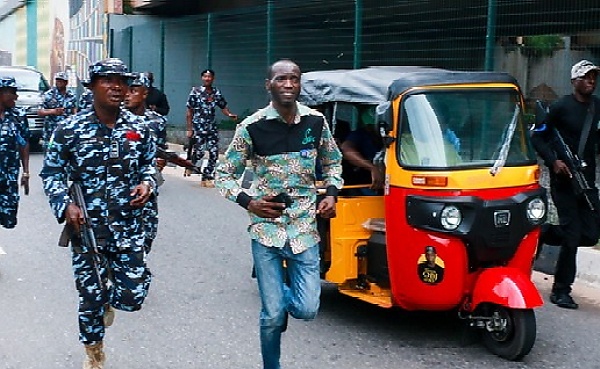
[186,69,237,187]
[0,76,30,229]
[124,72,168,253]
[216,59,343,369]
[38,72,77,145]
[40,58,155,369]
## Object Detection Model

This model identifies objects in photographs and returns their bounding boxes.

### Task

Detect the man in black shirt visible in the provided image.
[145,71,170,116]
[532,60,600,309]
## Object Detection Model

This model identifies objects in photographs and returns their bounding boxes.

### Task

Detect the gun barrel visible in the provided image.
[69,183,104,288]
[156,147,201,173]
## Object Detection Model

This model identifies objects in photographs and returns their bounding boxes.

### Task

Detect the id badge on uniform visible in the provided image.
[109,140,120,159]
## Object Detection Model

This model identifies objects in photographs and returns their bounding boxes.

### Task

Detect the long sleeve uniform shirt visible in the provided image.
[42,87,77,140]
[216,102,343,254]
[142,109,168,149]
[0,107,29,207]
[39,109,156,249]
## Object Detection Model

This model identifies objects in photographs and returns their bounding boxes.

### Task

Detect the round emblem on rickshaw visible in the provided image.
[417,246,445,284]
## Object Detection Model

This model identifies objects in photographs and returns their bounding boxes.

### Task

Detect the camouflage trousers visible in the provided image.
[72,241,151,344]
[142,196,158,243]
[0,182,19,229]
[193,130,219,181]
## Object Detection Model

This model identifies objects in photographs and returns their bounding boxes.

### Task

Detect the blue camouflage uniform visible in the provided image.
[140,109,167,248]
[186,85,228,180]
[39,63,156,344]
[78,88,93,111]
[130,73,168,251]
[41,76,77,143]
[0,78,29,229]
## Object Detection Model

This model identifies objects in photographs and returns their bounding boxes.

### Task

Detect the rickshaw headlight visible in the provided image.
[440,205,462,230]
[526,198,546,224]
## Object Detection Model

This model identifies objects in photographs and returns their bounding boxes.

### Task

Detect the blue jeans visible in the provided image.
[251,240,321,369]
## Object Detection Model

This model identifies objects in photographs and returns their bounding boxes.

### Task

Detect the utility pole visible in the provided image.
[484,0,497,71]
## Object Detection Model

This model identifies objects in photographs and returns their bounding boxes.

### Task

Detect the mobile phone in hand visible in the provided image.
[270,193,293,208]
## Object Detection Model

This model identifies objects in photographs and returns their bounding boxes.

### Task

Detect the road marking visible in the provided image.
[0,246,6,255]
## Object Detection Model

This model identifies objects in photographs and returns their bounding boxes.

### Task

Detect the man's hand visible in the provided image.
[248,196,286,218]
[20,173,29,195]
[130,182,152,208]
[553,159,572,178]
[370,167,385,190]
[54,107,65,116]
[317,196,336,218]
[156,158,167,171]
[186,129,194,138]
[65,203,84,233]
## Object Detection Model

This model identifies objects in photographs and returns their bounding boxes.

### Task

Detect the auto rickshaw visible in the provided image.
[300,67,547,360]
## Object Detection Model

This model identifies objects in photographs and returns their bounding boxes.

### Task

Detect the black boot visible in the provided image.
[550,284,578,309]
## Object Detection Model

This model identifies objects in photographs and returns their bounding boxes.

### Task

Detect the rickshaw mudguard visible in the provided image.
[469,267,543,311]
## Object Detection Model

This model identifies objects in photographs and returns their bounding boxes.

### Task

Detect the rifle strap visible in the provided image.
[577,100,595,158]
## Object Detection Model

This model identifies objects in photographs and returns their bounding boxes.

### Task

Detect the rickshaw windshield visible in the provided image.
[397,89,537,169]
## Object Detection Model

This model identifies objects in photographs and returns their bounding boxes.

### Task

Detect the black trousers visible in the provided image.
[542,185,600,293]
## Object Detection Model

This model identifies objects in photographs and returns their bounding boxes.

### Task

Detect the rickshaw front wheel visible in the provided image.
[481,306,536,361]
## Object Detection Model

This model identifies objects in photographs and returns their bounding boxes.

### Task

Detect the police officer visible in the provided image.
[78,79,93,112]
[0,76,30,229]
[38,71,77,145]
[145,71,170,116]
[124,72,168,253]
[40,58,155,369]
[532,60,600,310]
[186,69,237,187]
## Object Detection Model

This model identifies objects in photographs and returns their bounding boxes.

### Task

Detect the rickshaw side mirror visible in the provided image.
[376,101,395,148]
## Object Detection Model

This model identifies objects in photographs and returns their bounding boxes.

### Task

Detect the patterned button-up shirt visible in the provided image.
[0,107,29,208]
[216,102,343,254]
[186,86,227,134]
[42,87,77,141]
[40,109,156,249]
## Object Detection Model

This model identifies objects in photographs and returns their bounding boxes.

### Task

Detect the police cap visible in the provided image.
[129,72,150,88]
[88,58,132,81]
[0,76,17,89]
[55,72,69,81]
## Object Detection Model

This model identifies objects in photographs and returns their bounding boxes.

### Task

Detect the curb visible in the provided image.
[534,244,600,288]
[576,247,600,287]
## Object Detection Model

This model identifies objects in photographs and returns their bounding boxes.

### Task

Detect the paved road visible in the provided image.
[2,153,600,369]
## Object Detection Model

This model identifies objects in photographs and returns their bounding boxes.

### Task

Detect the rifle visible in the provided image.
[156,146,201,174]
[185,136,198,162]
[535,100,595,210]
[58,183,104,288]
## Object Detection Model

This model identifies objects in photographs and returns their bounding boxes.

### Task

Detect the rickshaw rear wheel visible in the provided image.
[481,306,536,361]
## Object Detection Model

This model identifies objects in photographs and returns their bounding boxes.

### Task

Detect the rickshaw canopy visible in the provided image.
[300,66,521,106]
